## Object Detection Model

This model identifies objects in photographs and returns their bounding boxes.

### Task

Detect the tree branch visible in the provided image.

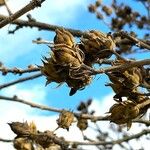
[91,59,150,75]
[0,66,40,75]
[0,73,42,90]
[0,14,84,37]
[0,0,45,28]
[0,95,150,126]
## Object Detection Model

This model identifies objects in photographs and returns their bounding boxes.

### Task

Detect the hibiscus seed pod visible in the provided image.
[52,45,84,69]
[54,28,74,47]
[13,138,33,150]
[108,100,140,130]
[39,56,66,85]
[8,122,31,137]
[80,30,115,65]
[67,76,92,96]
[77,117,88,131]
[57,110,74,131]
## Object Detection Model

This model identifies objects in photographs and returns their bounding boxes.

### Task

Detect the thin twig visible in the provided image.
[0,138,12,143]
[3,0,12,15]
[0,73,42,90]
[0,95,62,113]
[91,59,150,75]
[0,66,40,75]
[0,14,84,37]
[0,0,45,28]
[115,31,150,50]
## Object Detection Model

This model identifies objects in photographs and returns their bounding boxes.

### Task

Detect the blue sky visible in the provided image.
[0,0,114,112]
[0,0,149,113]
[0,0,150,149]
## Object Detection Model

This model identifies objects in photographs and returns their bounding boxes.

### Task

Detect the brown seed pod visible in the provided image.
[13,138,33,150]
[80,30,115,65]
[34,131,55,148]
[108,100,140,130]
[67,76,92,96]
[52,44,84,69]
[57,110,74,131]
[8,122,31,137]
[54,28,75,47]
[77,117,88,131]
[122,67,142,89]
[39,56,66,85]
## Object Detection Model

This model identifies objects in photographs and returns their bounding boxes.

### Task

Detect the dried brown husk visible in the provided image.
[67,75,92,96]
[40,57,66,85]
[13,138,33,150]
[8,122,31,137]
[57,110,74,130]
[80,30,115,65]
[108,100,140,130]
[52,44,84,69]
[54,28,75,47]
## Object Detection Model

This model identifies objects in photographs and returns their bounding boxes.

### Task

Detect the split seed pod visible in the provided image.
[67,76,92,96]
[57,110,74,131]
[40,56,66,85]
[108,100,140,130]
[13,138,33,150]
[54,28,74,47]
[80,30,115,65]
[52,44,84,69]
[8,122,31,137]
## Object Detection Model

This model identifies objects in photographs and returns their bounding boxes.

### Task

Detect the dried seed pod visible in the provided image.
[108,100,140,130]
[57,110,74,130]
[34,131,55,148]
[52,45,84,69]
[39,57,66,85]
[80,30,115,65]
[102,6,113,16]
[77,117,88,131]
[67,76,92,96]
[123,67,142,89]
[54,28,75,47]
[8,122,31,137]
[13,138,33,150]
